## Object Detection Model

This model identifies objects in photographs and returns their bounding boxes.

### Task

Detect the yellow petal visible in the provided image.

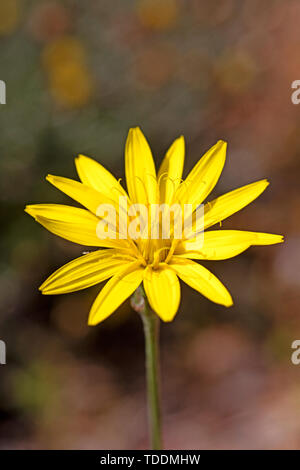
[248,232,284,245]
[46,174,119,215]
[176,230,284,260]
[170,257,233,307]
[203,179,269,230]
[40,249,135,295]
[125,127,157,205]
[175,140,226,209]
[75,154,128,202]
[25,203,97,223]
[158,136,185,205]
[25,204,130,249]
[143,266,180,322]
[88,262,144,325]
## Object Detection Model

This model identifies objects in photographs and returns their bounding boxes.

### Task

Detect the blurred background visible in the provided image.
[0,0,300,450]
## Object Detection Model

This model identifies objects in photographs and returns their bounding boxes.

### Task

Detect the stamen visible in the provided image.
[157,172,168,188]
[152,246,169,269]
[110,183,125,198]
[165,239,180,264]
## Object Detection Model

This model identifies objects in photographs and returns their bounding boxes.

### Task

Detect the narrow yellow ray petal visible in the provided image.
[251,232,284,245]
[158,136,185,205]
[88,262,144,325]
[45,175,132,241]
[203,179,269,230]
[25,203,104,246]
[46,174,119,215]
[143,266,180,322]
[75,154,128,202]
[40,249,135,295]
[29,209,130,249]
[175,140,226,209]
[176,230,284,260]
[25,204,98,223]
[125,127,157,205]
[170,257,233,307]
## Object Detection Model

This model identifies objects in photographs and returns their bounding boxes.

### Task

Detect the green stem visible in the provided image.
[131,287,163,450]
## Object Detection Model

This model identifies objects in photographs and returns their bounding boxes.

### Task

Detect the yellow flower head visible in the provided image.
[25,128,283,324]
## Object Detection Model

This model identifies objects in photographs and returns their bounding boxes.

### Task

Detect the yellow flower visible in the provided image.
[25,128,283,324]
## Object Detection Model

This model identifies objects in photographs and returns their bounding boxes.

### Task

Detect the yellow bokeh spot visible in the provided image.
[137,0,179,30]
[0,0,20,36]
[49,62,93,108]
[42,37,86,69]
[42,36,94,108]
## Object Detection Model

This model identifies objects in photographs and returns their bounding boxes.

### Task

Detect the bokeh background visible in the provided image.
[0,0,300,450]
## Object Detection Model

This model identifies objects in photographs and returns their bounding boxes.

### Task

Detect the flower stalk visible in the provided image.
[131,286,162,450]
